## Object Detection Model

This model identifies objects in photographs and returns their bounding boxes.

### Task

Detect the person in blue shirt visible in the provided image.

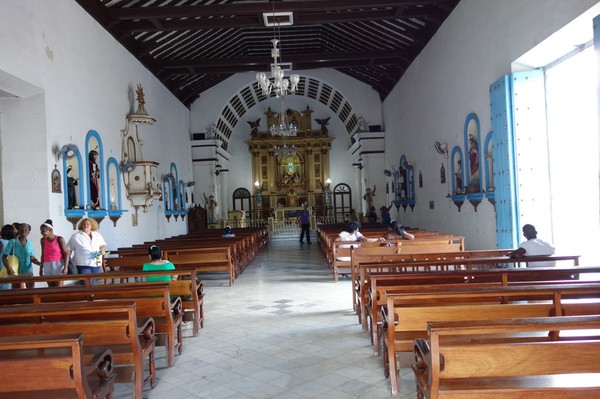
[299,203,311,244]
[2,223,42,288]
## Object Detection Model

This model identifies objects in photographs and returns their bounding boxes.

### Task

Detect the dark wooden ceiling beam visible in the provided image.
[154,50,409,75]
[106,0,452,20]
[116,7,448,33]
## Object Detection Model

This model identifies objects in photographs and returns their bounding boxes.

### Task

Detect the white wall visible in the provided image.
[0,0,192,252]
[382,0,599,249]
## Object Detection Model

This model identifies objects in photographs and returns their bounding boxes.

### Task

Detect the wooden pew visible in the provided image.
[357,253,582,326]
[0,333,115,399]
[381,283,600,396]
[350,248,509,317]
[165,247,236,286]
[107,246,236,286]
[0,269,205,337]
[412,315,600,399]
[332,237,464,282]
[0,301,155,399]
[0,283,183,368]
[364,264,600,354]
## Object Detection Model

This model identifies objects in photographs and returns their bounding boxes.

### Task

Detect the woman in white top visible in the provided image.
[67,218,107,281]
[334,221,384,262]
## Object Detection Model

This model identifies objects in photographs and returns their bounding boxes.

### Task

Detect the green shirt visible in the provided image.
[142,261,175,282]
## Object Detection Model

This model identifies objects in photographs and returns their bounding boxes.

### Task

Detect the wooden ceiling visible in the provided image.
[75,0,460,107]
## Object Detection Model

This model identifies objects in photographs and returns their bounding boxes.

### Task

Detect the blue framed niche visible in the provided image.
[393,155,416,212]
[61,143,86,228]
[106,157,128,226]
[449,113,486,211]
[163,162,187,221]
[483,131,495,206]
[84,130,108,225]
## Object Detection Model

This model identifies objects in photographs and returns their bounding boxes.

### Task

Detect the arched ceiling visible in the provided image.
[75,0,460,107]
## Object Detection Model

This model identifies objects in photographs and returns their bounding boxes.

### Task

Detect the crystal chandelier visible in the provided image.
[273,143,297,158]
[269,102,298,137]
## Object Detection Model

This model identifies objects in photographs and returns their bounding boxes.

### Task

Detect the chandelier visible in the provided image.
[256,3,300,98]
[269,102,298,137]
[273,143,297,158]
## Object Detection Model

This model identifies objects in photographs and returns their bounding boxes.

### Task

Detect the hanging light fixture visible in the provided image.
[269,102,298,137]
[256,3,300,98]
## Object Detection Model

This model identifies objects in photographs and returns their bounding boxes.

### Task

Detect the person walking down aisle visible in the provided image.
[508,224,556,267]
[299,203,311,244]
[40,219,70,287]
[2,223,41,289]
[67,218,107,283]
[142,245,176,282]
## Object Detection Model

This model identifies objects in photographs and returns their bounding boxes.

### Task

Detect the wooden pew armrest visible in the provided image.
[136,317,156,341]
[85,348,115,381]
[170,296,183,317]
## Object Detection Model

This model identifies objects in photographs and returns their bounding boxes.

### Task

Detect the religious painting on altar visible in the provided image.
[278,152,303,188]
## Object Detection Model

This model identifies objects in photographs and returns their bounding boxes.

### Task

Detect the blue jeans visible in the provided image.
[76,266,103,285]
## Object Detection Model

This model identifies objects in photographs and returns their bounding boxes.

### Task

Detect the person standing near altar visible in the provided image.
[299,203,311,244]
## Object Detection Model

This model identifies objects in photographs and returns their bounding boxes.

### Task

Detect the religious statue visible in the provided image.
[204,193,218,223]
[363,185,376,210]
[67,165,78,209]
[283,161,300,185]
[455,159,463,194]
[247,118,260,137]
[315,117,330,135]
[89,150,100,208]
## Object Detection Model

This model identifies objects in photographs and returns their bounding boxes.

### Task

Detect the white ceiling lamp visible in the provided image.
[256,6,300,98]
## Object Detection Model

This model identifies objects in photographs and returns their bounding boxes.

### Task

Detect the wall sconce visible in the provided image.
[254,180,260,190]
[352,158,364,170]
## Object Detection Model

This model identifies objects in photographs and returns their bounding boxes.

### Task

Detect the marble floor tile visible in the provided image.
[114,235,417,399]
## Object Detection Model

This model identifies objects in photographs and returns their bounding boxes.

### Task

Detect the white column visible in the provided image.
[354,165,363,215]
[219,170,229,220]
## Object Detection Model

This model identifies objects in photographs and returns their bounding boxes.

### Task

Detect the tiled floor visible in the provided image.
[113,235,417,399]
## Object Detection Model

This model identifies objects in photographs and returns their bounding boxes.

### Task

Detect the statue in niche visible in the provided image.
[467,134,480,192]
[89,150,100,208]
[279,152,302,187]
[67,165,78,209]
[455,159,463,194]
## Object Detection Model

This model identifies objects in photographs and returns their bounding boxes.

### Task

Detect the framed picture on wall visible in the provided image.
[51,166,62,193]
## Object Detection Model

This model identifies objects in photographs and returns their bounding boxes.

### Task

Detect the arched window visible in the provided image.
[232,188,252,216]
[333,183,352,220]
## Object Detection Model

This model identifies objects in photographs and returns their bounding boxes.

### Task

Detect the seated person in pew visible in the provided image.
[222,225,236,238]
[335,221,385,262]
[143,245,176,282]
[383,220,415,241]
[507,224,555,267]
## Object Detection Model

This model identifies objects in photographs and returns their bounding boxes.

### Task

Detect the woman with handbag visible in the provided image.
[2,223,41,288]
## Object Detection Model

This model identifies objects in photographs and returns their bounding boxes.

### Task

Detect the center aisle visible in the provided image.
[139,237,416,399]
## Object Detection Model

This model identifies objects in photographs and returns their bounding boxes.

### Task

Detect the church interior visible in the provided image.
[0,0,599,398]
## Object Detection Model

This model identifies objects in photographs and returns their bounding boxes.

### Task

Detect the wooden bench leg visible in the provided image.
[149,348,157,389]
[177,324,183,355]
[386,341,399,397]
